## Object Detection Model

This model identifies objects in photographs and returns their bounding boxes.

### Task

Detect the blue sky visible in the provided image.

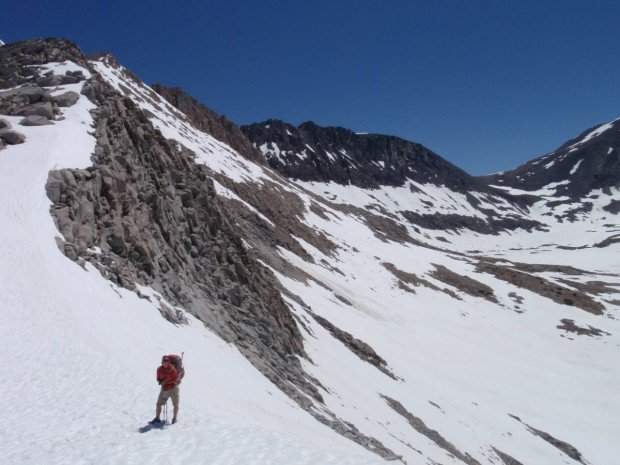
[2,1,619,175]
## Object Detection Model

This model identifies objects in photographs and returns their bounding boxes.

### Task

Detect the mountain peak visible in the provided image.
[480,116,620,198]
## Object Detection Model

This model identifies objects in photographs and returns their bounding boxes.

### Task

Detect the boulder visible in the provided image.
[0,85,46,104]
[20,115,54,126]
[52,91,79,107]
[22,102,54,119]
[80,81,97,103]
[61,75,81,85]
[0,128,26,144]
[35,75,64,87]
[0,118,11,129]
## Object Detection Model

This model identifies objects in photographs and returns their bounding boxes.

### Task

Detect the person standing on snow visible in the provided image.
[150,355,179,424]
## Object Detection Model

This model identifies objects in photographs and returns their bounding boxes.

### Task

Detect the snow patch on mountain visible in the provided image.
[568,118,619,150]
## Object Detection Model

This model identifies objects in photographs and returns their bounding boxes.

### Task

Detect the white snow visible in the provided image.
[3,57,618,465]
[567,118,619,150]
[213,179,276,228]
[1,61,384,465]
[91,57,270,185]
[570,159,583,175]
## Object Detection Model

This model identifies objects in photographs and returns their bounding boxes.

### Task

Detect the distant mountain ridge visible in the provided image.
[479,118,620,199]
[241,119,495,193]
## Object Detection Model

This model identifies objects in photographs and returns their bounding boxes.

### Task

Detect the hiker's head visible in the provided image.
[162,356,171,365]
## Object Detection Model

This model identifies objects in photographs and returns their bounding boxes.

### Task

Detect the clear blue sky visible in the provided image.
[2,1,619,175]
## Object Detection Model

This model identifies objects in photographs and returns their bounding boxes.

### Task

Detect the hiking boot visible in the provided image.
[171,418,177,424]
[149,418,162,424]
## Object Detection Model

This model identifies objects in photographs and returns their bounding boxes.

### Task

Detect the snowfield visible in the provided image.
[1,57,619,465]
[0,62,384,465]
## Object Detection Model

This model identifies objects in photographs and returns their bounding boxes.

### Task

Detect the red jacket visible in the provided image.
[157,364,178,390]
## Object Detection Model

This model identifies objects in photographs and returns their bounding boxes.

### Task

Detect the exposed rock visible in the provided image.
[0,84,46,104]
[21,101,54,119]
[52,90,79,107]
[381,262,461,300]
[61,74,82,85]
[556,278,619,295]
[480,118,620,200]
[382,395,482,465]
[34,74,64,87]
[593,234,620,248]
[80,80,98,103]
[152,83,265,165]
[20,115,54,126]
[400,210,542,234]
[0,118,11,129]
[0,128,25,144]
[0,39,85,90]
[4,39,397,459]
[509,414,587,464]
[603,199,620,214]
[491,447,525,465]
[431,264,498,303]
[477,261,605,315]
[557,319,610,337]
[312,313,397,379]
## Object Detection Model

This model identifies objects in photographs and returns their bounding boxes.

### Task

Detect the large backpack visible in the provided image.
[168,354,185,384]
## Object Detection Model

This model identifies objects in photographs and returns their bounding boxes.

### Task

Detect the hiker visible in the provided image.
[150,355,180,424]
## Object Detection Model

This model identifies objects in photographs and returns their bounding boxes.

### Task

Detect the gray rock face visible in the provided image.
[0,128,25,144]
[47,79,307,392]
[80,81,97,103]
[0,84,47,103]
[152,83,265,165]
[0,38,85,90]
[52,91,79,107]
[0,118,11,129]
[2,38,402,460]
[20,115,53,126]
[0,85,52,117]
[34,74,64,87]
[242,119,491,192]
[21,101,54,119]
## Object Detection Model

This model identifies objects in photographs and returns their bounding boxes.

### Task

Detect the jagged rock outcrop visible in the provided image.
[0,38,85,87]
[1,38,399,459]
[2,37,314,405]
[152,83,265,164]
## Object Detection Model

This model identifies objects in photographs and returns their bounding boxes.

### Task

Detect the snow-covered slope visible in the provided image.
[1,38,619,465]
[0,47,384,465]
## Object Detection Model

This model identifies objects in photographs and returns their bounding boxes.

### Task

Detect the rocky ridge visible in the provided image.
[152,83,265,165]
[0,39,399,459]
[239,119,545,235]
[242,119,496,192]
[0,37,308,418]
[480,118,620,199]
